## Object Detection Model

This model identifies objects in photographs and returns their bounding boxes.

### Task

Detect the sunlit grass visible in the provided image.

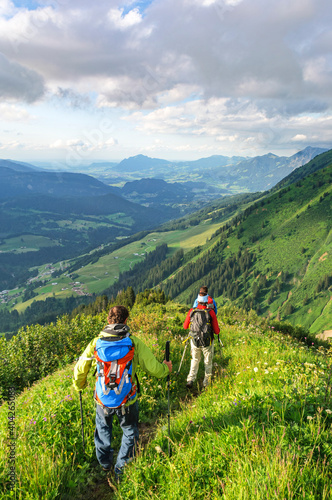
[1,304,332,499]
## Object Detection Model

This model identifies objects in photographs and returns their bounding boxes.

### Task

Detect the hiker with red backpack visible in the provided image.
[192,286,218,314]
[184,293,220,389]
[73,305,172,483]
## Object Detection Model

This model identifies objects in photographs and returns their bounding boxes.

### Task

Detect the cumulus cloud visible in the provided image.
[0,52,45,102]
[0,0,331,108]
[0,0,331,156]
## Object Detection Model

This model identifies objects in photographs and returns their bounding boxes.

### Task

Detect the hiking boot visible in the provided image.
[186,381,193,389]
[203,376,211,387]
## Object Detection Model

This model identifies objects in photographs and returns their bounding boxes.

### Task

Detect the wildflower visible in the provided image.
[325,409,332,414]
[254,367,258,372]
[43,417,47,421]
[265,370,269,374]
[307,416,314,420]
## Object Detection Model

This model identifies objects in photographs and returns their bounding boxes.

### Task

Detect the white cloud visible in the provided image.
[50,137,118,152]
[0,0,331,158]
[292,134,307,142]
[0,0,14,16]
[0,103,32,121]
[107,7,142,29]
[0,139,25,150]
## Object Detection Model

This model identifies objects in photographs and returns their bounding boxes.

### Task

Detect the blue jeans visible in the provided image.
[94,400,139,477]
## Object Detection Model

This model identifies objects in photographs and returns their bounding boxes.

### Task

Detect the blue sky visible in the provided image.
[0,0,331,168]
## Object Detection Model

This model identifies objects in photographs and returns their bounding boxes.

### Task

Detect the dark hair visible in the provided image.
[108,305,129,324]
[199,286,208,295]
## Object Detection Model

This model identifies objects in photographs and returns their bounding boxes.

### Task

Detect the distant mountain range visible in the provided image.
[87,146,329,195]
[0,159,225,213]
[1,146,328,203]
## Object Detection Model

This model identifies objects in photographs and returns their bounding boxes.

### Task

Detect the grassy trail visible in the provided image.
[1,305,332,499]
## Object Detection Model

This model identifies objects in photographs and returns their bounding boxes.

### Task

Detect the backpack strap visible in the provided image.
[114,359,132,395]
[100,332,130,342]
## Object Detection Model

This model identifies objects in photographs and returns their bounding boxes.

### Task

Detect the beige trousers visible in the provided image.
[187,340,214,386]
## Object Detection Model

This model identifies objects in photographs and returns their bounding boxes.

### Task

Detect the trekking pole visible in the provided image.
[217,336,224,358]
[165,340,171,457]
[176,338,190,376]
[79,391,85,455]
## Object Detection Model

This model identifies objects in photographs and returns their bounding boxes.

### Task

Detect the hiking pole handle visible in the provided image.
[165,340,170,362]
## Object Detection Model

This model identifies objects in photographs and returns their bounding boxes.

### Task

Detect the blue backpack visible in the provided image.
[94,335,137,408]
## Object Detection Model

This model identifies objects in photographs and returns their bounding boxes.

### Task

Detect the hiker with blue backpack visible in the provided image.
[192,285,217,314]
[73,305,172,483]
[184,293,220,389]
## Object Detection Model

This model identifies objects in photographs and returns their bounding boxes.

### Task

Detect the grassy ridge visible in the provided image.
[171,161,332,332]
[1,304,332,499]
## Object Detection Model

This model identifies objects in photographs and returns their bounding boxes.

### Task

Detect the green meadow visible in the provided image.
[12,221,223,312]
[0,235,58,253]
[1,303,332,499]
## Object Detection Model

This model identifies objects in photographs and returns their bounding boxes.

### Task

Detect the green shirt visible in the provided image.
[72,328,169,405]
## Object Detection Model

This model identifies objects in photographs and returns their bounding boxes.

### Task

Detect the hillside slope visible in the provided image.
[1,304,332,499]
[158,151,332,332]
[0,166,116,199]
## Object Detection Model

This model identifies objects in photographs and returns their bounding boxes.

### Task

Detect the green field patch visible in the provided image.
[71,222,223,294]
[0,235,58,253]
[54,213,134,231]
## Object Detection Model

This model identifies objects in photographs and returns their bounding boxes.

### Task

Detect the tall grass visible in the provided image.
[1,304,332,499]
